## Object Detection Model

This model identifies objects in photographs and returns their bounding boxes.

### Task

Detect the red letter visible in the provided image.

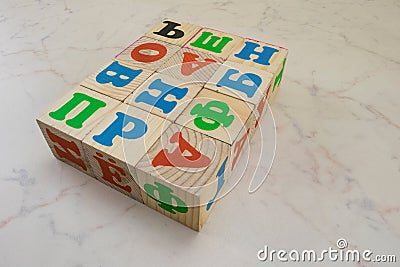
[231,128,250,170]
[130,43,167,63]
[93,152,132,193]
[46,128,87,171]
[152,132,211,168]
[181,52,217,76]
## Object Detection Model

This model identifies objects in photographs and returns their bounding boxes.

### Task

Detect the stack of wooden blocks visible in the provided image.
[37,18,288,231]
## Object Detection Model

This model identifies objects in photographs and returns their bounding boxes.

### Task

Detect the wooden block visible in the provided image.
[124,72,202,122]
[175,88,254,146]
[158,47,225,86]
[135,123,231,231]
[227,39,288,100]
[82,103,170,202]
[37,18,289,231]
[80,60,154,101]
[145,18,202,47]
[115,36,180,71]
[36,86,120,176]
[206,60,273,106]
[184,28,243,60]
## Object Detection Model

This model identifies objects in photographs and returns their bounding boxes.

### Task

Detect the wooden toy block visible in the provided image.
[175,88,254,146]
[37,18,288,231]
[157,47,225,86]
[115,36,180,71]
[82,103,170,202]
[227,39,288,100]
[80,59,154,101]
[145,18,202,47]
[184,28,243,60]
[135,123,231,231]
[36,86,120,176]
[204,60,274,140]
[206,60,274,106]
[124,72,202,122]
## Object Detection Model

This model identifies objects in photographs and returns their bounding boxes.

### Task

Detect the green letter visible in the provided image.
[190,100,234,131]
[49,92,106,129]
[190,31,233,54]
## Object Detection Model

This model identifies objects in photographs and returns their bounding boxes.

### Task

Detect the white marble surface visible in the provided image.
[1,0,399,266]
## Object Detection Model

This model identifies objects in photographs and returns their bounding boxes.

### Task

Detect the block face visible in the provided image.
[206,61,273,106]
[37,86,121,141]
[228,39,288,101]
[228,39,288,74]
[158,48,225,85]
[36,86,120,176]
[135,123,231,230]
[124,73,202,122]
[37,124,93,176]
[175,88,254,145]
[82,103,170,201]
[80,60,154,101]
[184,28,243,60]
[115,36,180,71]
[145,18,202,47]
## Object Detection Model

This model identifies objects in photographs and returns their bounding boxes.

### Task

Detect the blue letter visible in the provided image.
[135,78,188,114]
[206,156,228,211]
[96,61,142,87]
[217,69,262,98]
[93,112,147,146]
[234,41,279,66]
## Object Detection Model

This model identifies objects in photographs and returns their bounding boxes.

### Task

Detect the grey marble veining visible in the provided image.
[0,0,399,266]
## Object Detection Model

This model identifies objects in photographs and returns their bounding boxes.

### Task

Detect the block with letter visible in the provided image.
[80,60,154,101]
[115,36,180,71]
[36,86,120,175]
[185,28,243,59]
[124,73,202,121]
[37,18,288,231]
[228,38,288,100]
[175,88,255,175]
[135,123,231,231]
[82,103,170,202]
[158,47,224,85]
[205,60,274,138]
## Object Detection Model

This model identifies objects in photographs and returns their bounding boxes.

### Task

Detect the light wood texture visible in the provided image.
[124,72,202,122]
[206,60,273,106]
[82,103,170,202]
[115,36,180,71]
[267,56,288,101]
[36,86,120,176]
[80,60,154,101]
[228,38,288,74]
[175,88,254,145]
[158,47,225,86]
[184,28,243,60]
[36,18,288,231]
[135,123,231,231]
[145,18,202,47]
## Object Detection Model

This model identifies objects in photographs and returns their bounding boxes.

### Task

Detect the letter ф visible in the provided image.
[190,100,234,131]
[144,182,188,214]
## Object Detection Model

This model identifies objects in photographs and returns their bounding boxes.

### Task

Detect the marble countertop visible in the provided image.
[1,0,399,266]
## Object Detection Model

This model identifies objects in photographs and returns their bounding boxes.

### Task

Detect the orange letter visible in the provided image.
[46,128,87,171]
[181,52,216,76]
[152,132,211,168]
